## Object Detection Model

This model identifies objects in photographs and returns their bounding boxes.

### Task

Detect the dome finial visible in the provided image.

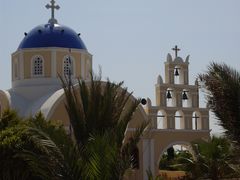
[45,0,60,24]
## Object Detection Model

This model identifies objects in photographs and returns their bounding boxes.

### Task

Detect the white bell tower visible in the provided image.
[141,46,210,179]
[154,46,207,130]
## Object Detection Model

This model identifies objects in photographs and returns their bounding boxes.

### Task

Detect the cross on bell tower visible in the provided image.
[172,45,180,58]
[45,0,60,24]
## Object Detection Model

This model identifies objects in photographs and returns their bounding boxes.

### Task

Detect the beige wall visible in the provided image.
[11,48,91,82]
[22,51,51,78]
[56,52,63,76]
[44,52,51,77]
[23,53,30,78]
[50,99,70,126]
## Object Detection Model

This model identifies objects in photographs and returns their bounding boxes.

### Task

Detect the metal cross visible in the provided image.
[172,45,180,58]
[45,0,60,24]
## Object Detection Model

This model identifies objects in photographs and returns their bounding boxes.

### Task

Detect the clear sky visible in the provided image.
[1,0,240,134]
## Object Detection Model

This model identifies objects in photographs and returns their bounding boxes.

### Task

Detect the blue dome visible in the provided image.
[18,23,87,50]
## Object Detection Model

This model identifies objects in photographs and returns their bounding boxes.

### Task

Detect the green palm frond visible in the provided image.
[0,124,64,180]
[59,71,149,179]
[188,136,239,179]
[198,62,240,144]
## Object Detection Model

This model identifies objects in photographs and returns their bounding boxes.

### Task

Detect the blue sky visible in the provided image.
[1,0,240,134]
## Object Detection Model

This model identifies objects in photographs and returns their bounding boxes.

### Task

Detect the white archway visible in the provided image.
[158,141,194,163]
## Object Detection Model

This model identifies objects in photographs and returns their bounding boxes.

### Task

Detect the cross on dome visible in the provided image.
[172,45,181,58]
[45,0,60,24]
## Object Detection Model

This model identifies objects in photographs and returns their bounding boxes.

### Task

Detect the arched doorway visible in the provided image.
[158,142,193,162]
[158,142,194,179]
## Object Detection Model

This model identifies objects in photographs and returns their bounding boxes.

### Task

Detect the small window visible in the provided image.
[32,55,44,76]
[63,56,74,76]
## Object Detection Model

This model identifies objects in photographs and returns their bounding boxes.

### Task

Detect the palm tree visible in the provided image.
[60,73,149,179]
[0,72,148,180]
[182,136,239,180]
[198,62,240,145]
[0,110,66,180]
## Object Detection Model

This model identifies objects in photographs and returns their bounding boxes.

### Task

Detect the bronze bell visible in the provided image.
[167,90,172,99]
[182,91,188,100]
[174,68,179,76]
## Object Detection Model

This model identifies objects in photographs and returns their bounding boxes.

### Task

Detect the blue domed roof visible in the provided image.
[18,23,87,50]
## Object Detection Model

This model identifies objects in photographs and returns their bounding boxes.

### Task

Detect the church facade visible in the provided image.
[0,1,209,179]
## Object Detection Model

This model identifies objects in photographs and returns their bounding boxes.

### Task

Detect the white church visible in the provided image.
[0,1,210,179]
